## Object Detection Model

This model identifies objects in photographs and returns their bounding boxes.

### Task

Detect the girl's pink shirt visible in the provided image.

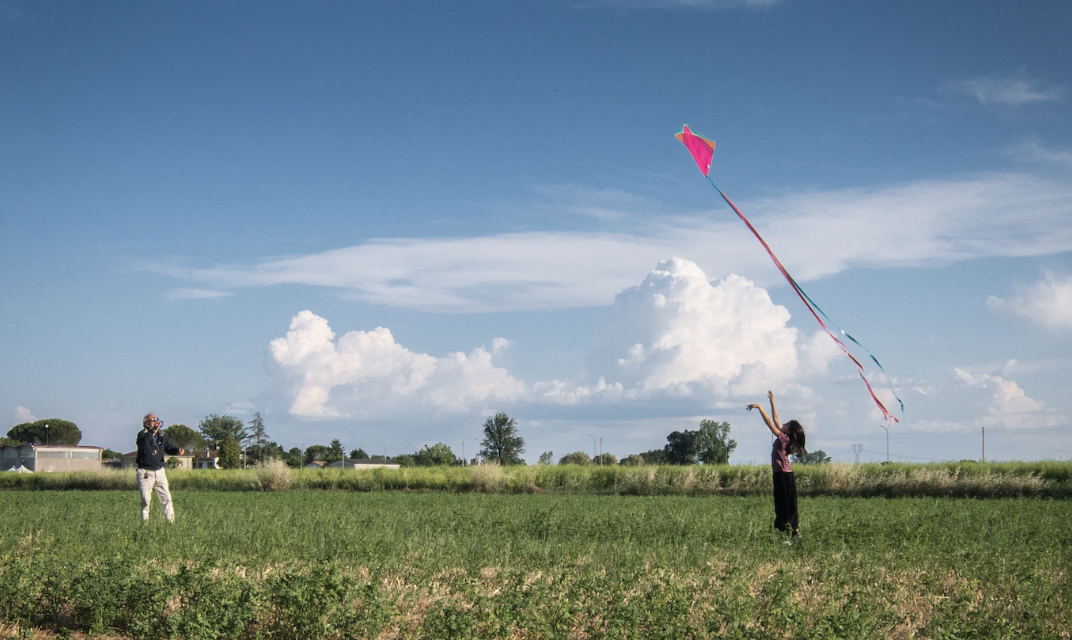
[771,431,792,473]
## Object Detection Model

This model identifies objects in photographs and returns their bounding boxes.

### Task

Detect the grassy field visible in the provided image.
[2,460,1071,498]
[1,490,1069,639]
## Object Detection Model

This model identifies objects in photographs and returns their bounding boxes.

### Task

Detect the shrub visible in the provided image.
[256,458,293,491]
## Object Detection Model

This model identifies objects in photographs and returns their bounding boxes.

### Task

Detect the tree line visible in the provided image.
[4,411,829,468]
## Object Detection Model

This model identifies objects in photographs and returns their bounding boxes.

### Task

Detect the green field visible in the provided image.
[1,490,1069,639]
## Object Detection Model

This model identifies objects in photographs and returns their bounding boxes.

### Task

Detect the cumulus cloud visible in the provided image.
[987,272,1072,330]
[268,310,525,418]
[522,258,802,405]
[266,260,824,419]
[150,171,1072,312]
[799,330,842,375]
[14,406,36,423]
[943,75,1063,106]
[953,368,1062,429]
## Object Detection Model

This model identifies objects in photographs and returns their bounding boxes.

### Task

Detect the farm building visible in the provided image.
[328,458,402,470]
[119,450,195,470]
[1,444,103,472]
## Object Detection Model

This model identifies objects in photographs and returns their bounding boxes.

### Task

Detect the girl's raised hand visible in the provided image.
[746,404,760,411]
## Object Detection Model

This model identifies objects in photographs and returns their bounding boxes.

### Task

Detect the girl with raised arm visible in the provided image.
[747,391,806,542]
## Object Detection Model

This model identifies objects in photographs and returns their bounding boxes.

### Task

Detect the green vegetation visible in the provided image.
[479,412,525,465]
[0,491,1069,638]
[2,461,1070,498]
[5,419,81,446]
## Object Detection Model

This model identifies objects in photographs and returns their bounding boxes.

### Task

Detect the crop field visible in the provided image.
[1,490,1069,639]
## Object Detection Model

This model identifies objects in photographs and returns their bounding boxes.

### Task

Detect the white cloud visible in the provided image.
[1005,138,1072,169]
[943,75,1063,106]
[224,402,256,416]
[987,272,1072,330]
[167,288,232,300]
[953,368,1062,429]
[151,171,1072,312]
[268,310,525,418]
[591,258,798,395]
[265,260,827,419]
[14,406,36,424]
[799,330,841,375]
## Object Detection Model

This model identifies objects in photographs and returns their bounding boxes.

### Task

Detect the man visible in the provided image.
[136,413,184,522]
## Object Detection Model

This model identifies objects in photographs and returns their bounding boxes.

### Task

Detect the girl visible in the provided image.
[747,391,806,541]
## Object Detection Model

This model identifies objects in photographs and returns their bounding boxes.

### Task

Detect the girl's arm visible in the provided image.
[768,391,781,430]
[746,403,781,436]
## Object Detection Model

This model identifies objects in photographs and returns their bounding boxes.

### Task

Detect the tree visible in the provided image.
[413,443,458,466]
[663,430,699,465]
[594,453,618,466]
[165,424,206,452]
[7,419,81,445]
[479,412,525,465]
[198,414,248,448]
[637,449,669,465]
[166,457,184,469]
[350,448,368,460]
[619,454,646,466]
[538,451,554,465]
[558,451,592,465]
[303,444,330,466]
[102,448,122,459]
[284,447,304,468]
[793,449,831,465]
[393,454,415,467]
[249,412,269,463]
[696,420,737,465]
[326,439,345,464]
[218,436,241,469]
[253,441,286,464]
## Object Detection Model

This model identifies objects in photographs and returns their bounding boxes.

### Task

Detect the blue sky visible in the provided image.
[3,0,1070,464]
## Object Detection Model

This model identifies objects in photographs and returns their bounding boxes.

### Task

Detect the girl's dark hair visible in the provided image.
[785,420,807,456]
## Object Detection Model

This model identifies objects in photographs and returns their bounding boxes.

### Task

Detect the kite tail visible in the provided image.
[707,176,901,423]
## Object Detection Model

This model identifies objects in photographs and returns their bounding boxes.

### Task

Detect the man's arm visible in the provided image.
[162,434,184,456]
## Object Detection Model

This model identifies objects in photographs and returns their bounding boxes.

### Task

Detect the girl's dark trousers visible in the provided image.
[772,471,799,533]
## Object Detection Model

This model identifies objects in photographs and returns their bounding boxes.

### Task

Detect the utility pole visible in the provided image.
[600,437,603,464]
[462,441,465,466]
[852,444,863,464]
[588,434,597,465]
[877,424,889,463]
[981,426,985,462]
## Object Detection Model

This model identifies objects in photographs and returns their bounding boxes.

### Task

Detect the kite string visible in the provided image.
[706,176,900,423]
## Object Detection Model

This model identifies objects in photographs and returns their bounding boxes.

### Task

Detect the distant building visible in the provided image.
[305,460,327,469]
[120,450,216,470]
[193,450,219,469]
[1,444,103,472]
[327,458,401,470]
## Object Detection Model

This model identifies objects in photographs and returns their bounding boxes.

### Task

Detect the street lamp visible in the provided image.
[376,440,386,463]
[877,424,889,463]
[587,434,597,465]
[44,424,49,446]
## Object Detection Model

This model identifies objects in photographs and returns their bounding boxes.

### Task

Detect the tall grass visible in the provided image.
[1,461,1070,497]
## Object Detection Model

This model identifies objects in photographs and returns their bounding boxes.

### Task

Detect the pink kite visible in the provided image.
[676,125,903,423]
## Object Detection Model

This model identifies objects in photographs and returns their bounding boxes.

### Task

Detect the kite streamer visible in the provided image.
[675,125,903,423]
